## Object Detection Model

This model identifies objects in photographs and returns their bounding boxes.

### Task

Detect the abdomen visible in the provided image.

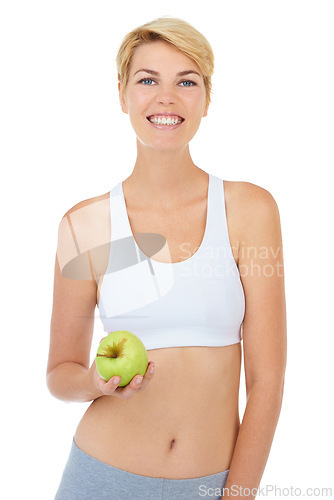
[74,344,242,479]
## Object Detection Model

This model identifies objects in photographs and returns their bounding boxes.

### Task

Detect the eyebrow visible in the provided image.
[133,69,201,78]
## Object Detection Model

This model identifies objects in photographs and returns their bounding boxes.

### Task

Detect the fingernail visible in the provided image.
[136,376,143,384]
[113,377,121,384]
[150,365,155,374]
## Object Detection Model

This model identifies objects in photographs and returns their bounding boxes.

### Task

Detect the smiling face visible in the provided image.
[118,41,209,152]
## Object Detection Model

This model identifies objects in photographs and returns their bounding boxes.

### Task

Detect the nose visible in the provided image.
[155,84,176,106]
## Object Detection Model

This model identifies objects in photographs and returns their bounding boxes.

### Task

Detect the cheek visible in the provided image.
[127,88,150,110]
[184,90,206,111]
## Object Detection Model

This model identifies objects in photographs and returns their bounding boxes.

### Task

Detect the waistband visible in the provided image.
[71,437,230,483]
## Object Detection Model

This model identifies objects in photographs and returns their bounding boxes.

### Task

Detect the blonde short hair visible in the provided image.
[116,16,214,107]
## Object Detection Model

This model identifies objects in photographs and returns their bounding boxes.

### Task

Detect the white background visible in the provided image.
[1,1,333,498]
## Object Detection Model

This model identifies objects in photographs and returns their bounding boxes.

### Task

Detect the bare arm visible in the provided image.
[47,203,155,403]
[46,214,102,402]
[223,184,287,499]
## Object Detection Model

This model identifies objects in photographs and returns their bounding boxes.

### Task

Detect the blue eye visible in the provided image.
[138,78,155,85]
[180,80,197,87]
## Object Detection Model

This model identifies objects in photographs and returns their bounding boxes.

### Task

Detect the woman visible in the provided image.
[48,17,287,500]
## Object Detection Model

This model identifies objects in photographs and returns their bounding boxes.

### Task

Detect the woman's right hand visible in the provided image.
[89,339,155,400]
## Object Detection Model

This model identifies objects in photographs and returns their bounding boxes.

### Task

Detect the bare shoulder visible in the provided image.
[224,180,278,208]
[63,191,110,219]
[223,181,282,268]
[224,180,280,232]
[60,190,111,247]
[57,191,111,281]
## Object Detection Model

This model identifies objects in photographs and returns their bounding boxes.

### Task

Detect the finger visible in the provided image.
[142,361,155,379]
[122,362,155,395]
[131,361,155,386]
[128,373,144,392]
[113,373,144,399]
[146,361,155,376]
[118,361,155,389]
[105,375,122,390]
[97,375,121,395]
[139,362,155,390]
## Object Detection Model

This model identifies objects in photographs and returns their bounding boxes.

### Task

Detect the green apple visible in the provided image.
[95,330,148,387]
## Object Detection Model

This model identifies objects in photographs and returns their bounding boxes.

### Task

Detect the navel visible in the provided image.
[169,438,176,450]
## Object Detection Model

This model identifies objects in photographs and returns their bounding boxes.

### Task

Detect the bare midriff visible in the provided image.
[74,343,241,479]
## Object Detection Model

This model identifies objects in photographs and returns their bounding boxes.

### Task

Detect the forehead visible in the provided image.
[130,41,201,74]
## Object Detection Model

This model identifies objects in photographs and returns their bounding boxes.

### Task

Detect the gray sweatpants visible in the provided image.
[54,438,230,499]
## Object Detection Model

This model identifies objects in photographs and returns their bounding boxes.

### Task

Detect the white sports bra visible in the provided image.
[98,173,245,350]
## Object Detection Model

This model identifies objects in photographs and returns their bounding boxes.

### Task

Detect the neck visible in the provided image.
[124,141,206,209]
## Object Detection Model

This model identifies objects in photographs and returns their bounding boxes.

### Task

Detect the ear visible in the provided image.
[118,82,128,114]
[203,101,209,118]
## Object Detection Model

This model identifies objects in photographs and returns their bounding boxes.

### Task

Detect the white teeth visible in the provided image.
[149,116,182,125]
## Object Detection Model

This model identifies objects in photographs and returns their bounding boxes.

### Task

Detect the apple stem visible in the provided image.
[96,353,118,358]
